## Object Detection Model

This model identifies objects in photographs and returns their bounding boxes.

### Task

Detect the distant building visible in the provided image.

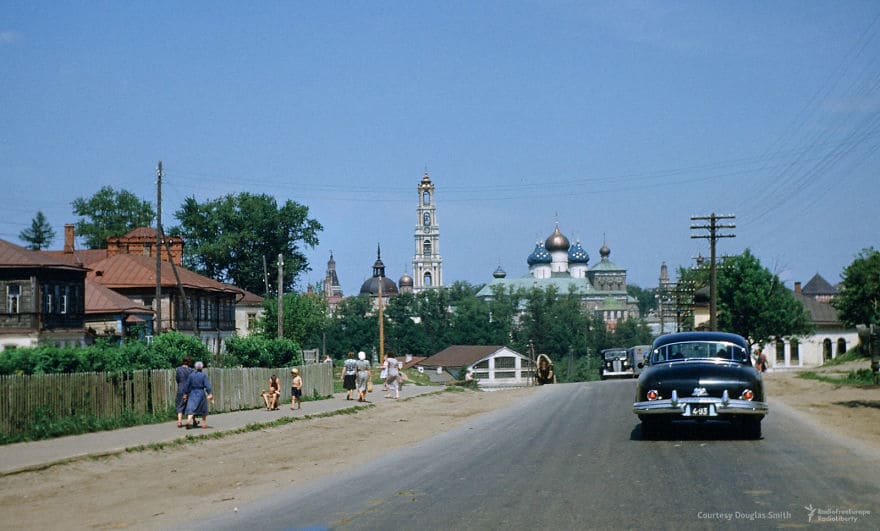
[0,239,88,349]
[412,171,443,292]
[475,223,638,328]
[359,245,399,307]
[416,345,535,389]
[45,225,255,353]
[322,252,344,312]
[765,276,855,368]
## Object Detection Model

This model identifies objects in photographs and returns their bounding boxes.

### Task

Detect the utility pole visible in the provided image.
[378,262,385,365]
[155,161,162,337]
[277,253,284,339]
[691,213,736,331]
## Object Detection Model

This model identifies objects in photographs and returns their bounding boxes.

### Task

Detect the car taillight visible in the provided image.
[741,389,754,401]
[646,390,659,401]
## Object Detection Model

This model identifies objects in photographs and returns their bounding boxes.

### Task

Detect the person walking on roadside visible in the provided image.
[182,361,213,429]
[342,351,358,401]
[383,351,401,400]
[355,351,371,402]
[290,368,303,410]
[175,355,194,428]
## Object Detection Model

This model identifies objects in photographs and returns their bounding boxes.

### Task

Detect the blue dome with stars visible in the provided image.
[527,242,552,266]
[568,240,590,264]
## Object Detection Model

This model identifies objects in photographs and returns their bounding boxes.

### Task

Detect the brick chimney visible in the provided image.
[64,224,75,254]
[794,281,802,294]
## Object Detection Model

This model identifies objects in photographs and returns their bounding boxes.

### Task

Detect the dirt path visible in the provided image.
[1,365,878,530]
[0,388,536,530]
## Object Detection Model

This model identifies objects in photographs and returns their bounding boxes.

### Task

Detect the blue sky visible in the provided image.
[2,2,879,296]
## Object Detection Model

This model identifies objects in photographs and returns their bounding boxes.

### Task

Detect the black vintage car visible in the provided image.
[633,331,767,439]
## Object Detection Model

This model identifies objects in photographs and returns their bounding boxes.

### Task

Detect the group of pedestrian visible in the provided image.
[174,355,213,429]
[340,350,406,402]
[175,356,306,429]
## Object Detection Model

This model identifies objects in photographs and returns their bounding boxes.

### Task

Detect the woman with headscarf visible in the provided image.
[175,355,194,428]
[182,361,213,429]
[383,352,401,399]
[355,351,371,402]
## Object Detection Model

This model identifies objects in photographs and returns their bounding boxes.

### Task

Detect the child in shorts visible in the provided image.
[290,368,303,410]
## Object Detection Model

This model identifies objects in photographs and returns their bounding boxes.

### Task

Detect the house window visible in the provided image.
[7,285,21,314]
[46,294,53,314]
[494,357,516,369]
[60,294,68,314]
[474,360,489,370]
[247,313,257,331]
[495,371,516,379]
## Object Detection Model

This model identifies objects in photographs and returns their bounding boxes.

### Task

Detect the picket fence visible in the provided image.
[0,363,334,436]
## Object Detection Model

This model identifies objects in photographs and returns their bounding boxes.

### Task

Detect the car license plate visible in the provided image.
[691,405,710,416]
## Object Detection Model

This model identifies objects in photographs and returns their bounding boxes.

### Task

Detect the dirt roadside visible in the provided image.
[1,364,878,530]
[0,387,537,530]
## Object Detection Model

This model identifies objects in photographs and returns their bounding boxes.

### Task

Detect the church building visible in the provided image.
[475,223,639,329]
[412,172,443,292]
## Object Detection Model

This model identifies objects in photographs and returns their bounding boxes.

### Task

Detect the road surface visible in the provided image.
[192,380,880,529]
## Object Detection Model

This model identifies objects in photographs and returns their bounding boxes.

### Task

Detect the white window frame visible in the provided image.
[7,285,21,314]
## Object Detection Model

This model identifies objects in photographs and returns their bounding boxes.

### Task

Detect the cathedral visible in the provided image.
[351,171,444,301]
[475,223,639,328]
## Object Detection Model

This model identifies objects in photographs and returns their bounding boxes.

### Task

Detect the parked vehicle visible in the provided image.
[628,345,652,377]
[632,331,767,439]
[600,348,632,380]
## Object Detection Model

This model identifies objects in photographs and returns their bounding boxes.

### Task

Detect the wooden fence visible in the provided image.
[0,363,334,436]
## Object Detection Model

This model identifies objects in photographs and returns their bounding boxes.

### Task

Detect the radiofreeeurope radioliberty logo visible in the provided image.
[804,505,871,524]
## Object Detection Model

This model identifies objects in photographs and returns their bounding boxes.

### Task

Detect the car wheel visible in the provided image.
[741,417,762,439]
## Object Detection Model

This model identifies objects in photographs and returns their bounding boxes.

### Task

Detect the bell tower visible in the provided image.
[412,171,443,292]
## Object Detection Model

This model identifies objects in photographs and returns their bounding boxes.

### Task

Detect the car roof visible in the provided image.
[652,331,748,350]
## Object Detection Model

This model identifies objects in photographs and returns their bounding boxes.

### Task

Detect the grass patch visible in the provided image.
[822,348,869,367]
[0,407,177,446]
[800,368,877,386]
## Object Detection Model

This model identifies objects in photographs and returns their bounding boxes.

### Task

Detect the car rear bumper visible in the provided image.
[633,391,768,417]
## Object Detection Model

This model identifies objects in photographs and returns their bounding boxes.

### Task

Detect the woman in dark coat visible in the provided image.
[183,361,213,429]
[175,355,194,428]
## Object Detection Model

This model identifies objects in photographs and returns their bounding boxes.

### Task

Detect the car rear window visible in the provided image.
[651,341,749,364]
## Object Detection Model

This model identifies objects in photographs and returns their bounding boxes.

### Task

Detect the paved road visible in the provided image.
[193,379,880,530]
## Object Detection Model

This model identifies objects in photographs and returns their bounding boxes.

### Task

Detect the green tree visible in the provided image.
[716,249,813,345]
[258,292,328,349]
[71,186,156,249]
[627,284,657,318]
[384,292,429,356]
[19,211,56,250]
[173,193,322,294]
[833,247,880,327]
[325,295,377,357]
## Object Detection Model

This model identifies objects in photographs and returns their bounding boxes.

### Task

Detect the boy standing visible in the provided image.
[290,368,303,410]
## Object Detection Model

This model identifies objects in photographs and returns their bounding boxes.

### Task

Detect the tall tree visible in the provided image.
[258,291,328,348]
[716,249,813,345]
[627,284,657,318]
[173,193,322,294]
[71,186,156,249]
[19,211,56,250]
[324,295,377,358]
[833,247,880,327]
